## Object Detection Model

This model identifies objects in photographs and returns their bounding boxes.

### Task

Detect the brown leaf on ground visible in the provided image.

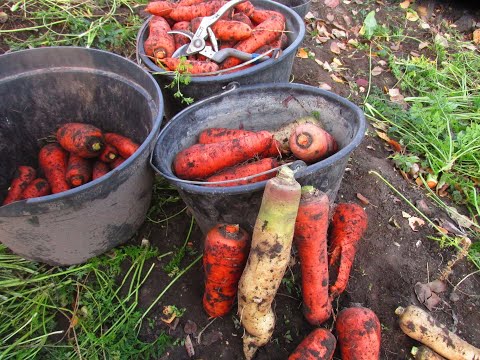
[414,281,446,311]
[473,29,480,45]
[296,48,309,58]
[330,41,341,54]
[356,78,369,87]
[319,83,332,91]
[324,0,340,8]
[184,320,198,335]
[399,0,410,8]
[371,66,383,76]
[408,216,425,231]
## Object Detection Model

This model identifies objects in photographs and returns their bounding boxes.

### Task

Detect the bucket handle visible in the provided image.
[150,159,307,186]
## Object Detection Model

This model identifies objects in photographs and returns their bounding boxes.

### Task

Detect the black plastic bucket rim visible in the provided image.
[152,82,366,195]
[0,46,164,213]
[136,0,306,84]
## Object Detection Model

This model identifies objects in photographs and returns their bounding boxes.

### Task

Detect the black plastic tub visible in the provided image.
[0,47,164,265]
[136,0,306,119]
[152,83,366,235]
[273,0,310,18]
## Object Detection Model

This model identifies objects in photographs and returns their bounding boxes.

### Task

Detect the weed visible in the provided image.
[163,217,195,277]
[164,57,195,105]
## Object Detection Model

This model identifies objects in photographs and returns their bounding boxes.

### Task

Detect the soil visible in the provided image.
[1,0,480,359]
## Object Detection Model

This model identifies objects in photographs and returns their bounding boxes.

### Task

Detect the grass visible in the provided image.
[0,0,147,58]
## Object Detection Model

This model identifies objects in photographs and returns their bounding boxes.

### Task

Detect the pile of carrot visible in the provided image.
[172,117,338,186]
[1,122,140,205]
[143,0,290,74]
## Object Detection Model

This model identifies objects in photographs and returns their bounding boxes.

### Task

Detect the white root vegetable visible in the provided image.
[396,305,480,360]
[412,346,447,360]
[273,116,321,153]
[237,166,301,360]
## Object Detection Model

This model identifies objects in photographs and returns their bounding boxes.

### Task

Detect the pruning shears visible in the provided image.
[168,0,279,63]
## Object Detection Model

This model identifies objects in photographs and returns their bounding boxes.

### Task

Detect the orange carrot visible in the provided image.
[144,16,175,59]
[288,328,336,360]
[98,143,118,163]
[205,158,279,187]
[56,122,104,158]
[232,12,253,27]
[203,224,250,317]
[20,178,51,200]
[249,9,284,24]
[198,127,255,144]
[178,0,205,5]
[191,17,252,41]
[92,161,111,180]
[289,123,334,163]
[160,58,219,74]
[110,157,126,169]
[336,306,381,360]
[66,154,92,187]
[38,143,71,194]
[294,187,332,326]
[221,13,285,69]
[145,1,176,17]
[169,0,226,22]
[219,40,237,50]
[172,21,192,49]
[269,33,288,49]
[328,203,368,298]
[235,1,254,16]
[173,130,275,179]
[2,166,36,205]
[104,133,139,159]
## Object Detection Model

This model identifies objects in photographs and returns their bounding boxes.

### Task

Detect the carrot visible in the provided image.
[219,40,237,50]
[172,21,192,49]
[336,306,381,360]
[66,154,92,187]
[328,202,368,298]
[238,166,301,360]
[203,224,250,317]
[270,33,288,49]
[98,143,118,163]
[2,166,36,205]
[294,186,332,326]
[160,57,219,74]
[56,122,104,158]
[20,178,51,200]
[232,12,253,28]
[221,13,285,69]
[145,1,176,17]
[249,9,284,24]
[104,133,139,159]
[411,346,447,360]
[396,305,480,360]
[288,328,336,360]
[38,143,71,194]
[205,158,279,187]
[191,17,252,41]
[289,122,335,163]
[92,161,110,180]
[173,130,275,180]
[144,16,175,59]
[274,116,321,153]
[198,127,255,144]
[177,0,205,5]
[110,157,126,169]
[235,1,254,16]
[169,0,226,22]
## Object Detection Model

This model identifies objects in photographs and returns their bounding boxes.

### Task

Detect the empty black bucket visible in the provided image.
[273,0,311,19]
[152,83,366,235]
[136,0,306,119]
[0,47,164,265]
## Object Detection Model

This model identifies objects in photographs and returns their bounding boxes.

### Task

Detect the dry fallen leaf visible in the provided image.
[185,335,195,357]
[314,58,323,66]
[337,42,347,50]
[371,66,383,76]
[416,5,428,18]
[406,11,419,22]
[388,216,401,229]
[408,216,425,231]
[316,36,330,44]
[330,42,341,54]
[434,34,448,48]
[322,61,333,72]
[399,0,410,8]
[356,78,368,87]
[330,74,345,83]
[473,29,480,45]
[420,21,430,29]
[414,281,445,311]
[319,82,332,91]
[184,320,198,335]
[388,88,405,103]
[296,48,309,58]
[390,43,401,51]
[327,13,335,22]
[402,211,411,218]
[348,39,359,46]
[356,193,370,205]
[446,206,472,229]
[324,0,340,8]
[332,29,347,38]
[332,57,343,66]
[418,41,429,50]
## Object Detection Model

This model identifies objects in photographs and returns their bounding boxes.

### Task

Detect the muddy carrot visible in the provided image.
[104,133,139,159]
[221,14,285,69]
[328,202,368,298]
[289,122,334,163]
[205,158,279,187]
[178,0,205,5]
[56,122,104,158]
[232,12,253,27]
[38,143,71,194]
[92,161,110,180]
[160,58,219,74]
[270,33,288,49]
[20,178,51,200]
[145,1,176,17]
[98,143,118,163]
[235,0,254,16]
[294,186,331,326]
[173,130,275,179]
[66,154,92,187]
[110,157,126,169]
[249,9,284,24]
[288,328,336,360]
[172,21,192,49]
[203,224,250,317]
[2,166,36,205]
[144,16,175,59]
[169,1,226,22]
[191,17,252,41]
